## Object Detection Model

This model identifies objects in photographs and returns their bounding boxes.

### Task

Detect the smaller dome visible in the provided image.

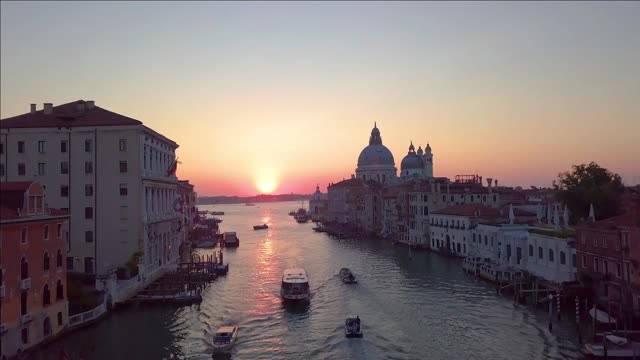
[401,149,424,170]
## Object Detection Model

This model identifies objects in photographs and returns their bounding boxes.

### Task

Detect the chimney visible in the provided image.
[85,100,95,109]
[30,103,36,114]
[479,176,482,185]
[486,177,493,191]
[43,103,53,115]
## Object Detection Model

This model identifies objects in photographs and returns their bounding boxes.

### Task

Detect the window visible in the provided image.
[603,259,608,274]
[581,234,586,245]
[56,280,64,300]
[60,185,69,197]
[560,251,566,265]
[616,263,622,278]
[593,236,598,247]
[594,257,600,272]
[43,284,51,306]
[85,207,93,219]
[18,163,26,175]
[548,249,554,262]
[0,142,3,154]
[573,254,577,268]
[582,255,587,268]
[484,236,488,245]
[21,327,29,345]
[85,184,94,196]
[84,257,94,273]
[85,161,93,174]
[57,223,62,237]
[60,140,68,153]
[85,231,93,243]
[57,250,63,267]
[622,232,630,248]
[0,164,4,177]
[18,140,25,153]
[85,139,93,152]
[43,252,50,271]
[528,245,534,257]
[601,236,607,248]
[21,257,29,279]
[38,140,47,153]
[538,247,543,259]
[120,160,128,173]
[44,225,49,240]
[66,257,74,270]
[119,139,127,151]
[120,183,128,196]
[423,195,428,202]
[61,162,69,174]
[38,162,45,175]
[57,312,63,326]
[21,227,28,243]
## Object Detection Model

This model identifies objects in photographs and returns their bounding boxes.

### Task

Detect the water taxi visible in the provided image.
[212,325,239,353]
[344,316,363,338]
[253,224,268,230]
[281,268,310,301]
[296,214,310,223]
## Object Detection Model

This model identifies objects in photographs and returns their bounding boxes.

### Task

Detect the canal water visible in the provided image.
[31,201,582,360]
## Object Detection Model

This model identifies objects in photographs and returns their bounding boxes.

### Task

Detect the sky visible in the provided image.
[1,1,639,196]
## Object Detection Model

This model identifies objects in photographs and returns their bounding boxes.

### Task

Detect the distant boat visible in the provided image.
[339,268,357,284]
[312,226,326,232]
[210,211,225,215]
[296,214,310,223]
[288,211,296,216]
[253,224,268,230]
[245,203,256,206]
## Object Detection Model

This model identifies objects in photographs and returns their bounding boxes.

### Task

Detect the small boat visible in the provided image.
[296,214,310,223]
[245,203,256,206]
[212,325,239,353]
[210,211,225,215]
[212,263,229,275]
[312,226,325,232]
[339,268,357,284]
[582,334,640,359]
[253,224,269,230]
[222,232,239,247]
[288,211,296,216]
[344,316,363,338]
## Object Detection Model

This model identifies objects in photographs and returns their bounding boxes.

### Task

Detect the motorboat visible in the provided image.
[344,316,363,338]
[222,232,239,247]
[296,214,310,223]
[210,211,225,215]
[288,211,296,216]
[312,226,326,232]
[339,268,357,284]
[245,203,256,206]
[212,263,229,275]
[212,325,239,353]
[281,268,310,301]
[253,224,269,230]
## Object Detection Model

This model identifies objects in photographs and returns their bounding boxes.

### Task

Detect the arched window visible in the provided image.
[43,284,51,306]
[484,236,488,245]
[538,247,543,259]
[21,257,29,279]
[43,317,52,337]
[56,280,64,300]
[423,195,428,202]
[423,206,429,216]
[43,252,50,272]
[529,245,534,257]
[548,249,554,262]
[56,250,63,268]
[560,251,566,265]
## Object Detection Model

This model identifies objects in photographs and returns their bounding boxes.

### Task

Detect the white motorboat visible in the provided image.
[212,325,238,353]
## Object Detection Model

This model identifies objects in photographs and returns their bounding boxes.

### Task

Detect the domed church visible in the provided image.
[355,124,434,184]
[355,123,398,184]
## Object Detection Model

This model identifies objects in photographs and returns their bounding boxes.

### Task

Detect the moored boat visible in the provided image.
[296,214,310,223]
[344,316,363,338]
[222,232,239,247]
[339,268,357,284]
[582,334,640,359]
[281,268,310,301]
[212,325,239,353]
[210,211,225,215]
[253,224,269,230]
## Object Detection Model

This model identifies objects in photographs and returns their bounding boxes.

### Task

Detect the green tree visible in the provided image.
[553,162,624,224]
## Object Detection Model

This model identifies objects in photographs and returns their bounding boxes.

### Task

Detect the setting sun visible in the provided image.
[257,181,277,194]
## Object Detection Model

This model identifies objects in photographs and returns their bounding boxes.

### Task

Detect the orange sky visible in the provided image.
[2,2,639,196]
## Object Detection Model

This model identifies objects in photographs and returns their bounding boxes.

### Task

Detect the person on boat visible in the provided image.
[356,316,361,332]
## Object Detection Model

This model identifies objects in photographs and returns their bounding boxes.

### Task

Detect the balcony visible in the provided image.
[21,313,33,324]
[20,278,31,290]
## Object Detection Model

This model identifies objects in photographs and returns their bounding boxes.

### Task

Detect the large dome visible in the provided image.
[358,144,395,166]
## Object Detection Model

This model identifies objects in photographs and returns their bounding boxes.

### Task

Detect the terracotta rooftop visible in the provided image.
[432,204,500,217]
[1,100,142,129]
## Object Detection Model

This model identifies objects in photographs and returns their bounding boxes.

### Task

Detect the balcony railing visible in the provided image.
[20,278,31,290]
[21,313,33,324]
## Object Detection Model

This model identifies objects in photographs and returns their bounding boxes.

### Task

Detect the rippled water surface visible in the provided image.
[32,201,583,360]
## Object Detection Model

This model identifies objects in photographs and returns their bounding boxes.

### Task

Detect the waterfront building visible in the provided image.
[0,101,181,277]
[308,185,328,222]
[522,228,577,283]
[575,198,640,319]
[431,204,501,257]
[177,180,197,248]
[0,181,69,358]
[327,177,364,224]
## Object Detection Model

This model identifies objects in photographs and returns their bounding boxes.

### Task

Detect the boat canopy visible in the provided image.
[606,335,629,345]
[216,326,236,334]
[589,308,617,324]
[282,268,308,283]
